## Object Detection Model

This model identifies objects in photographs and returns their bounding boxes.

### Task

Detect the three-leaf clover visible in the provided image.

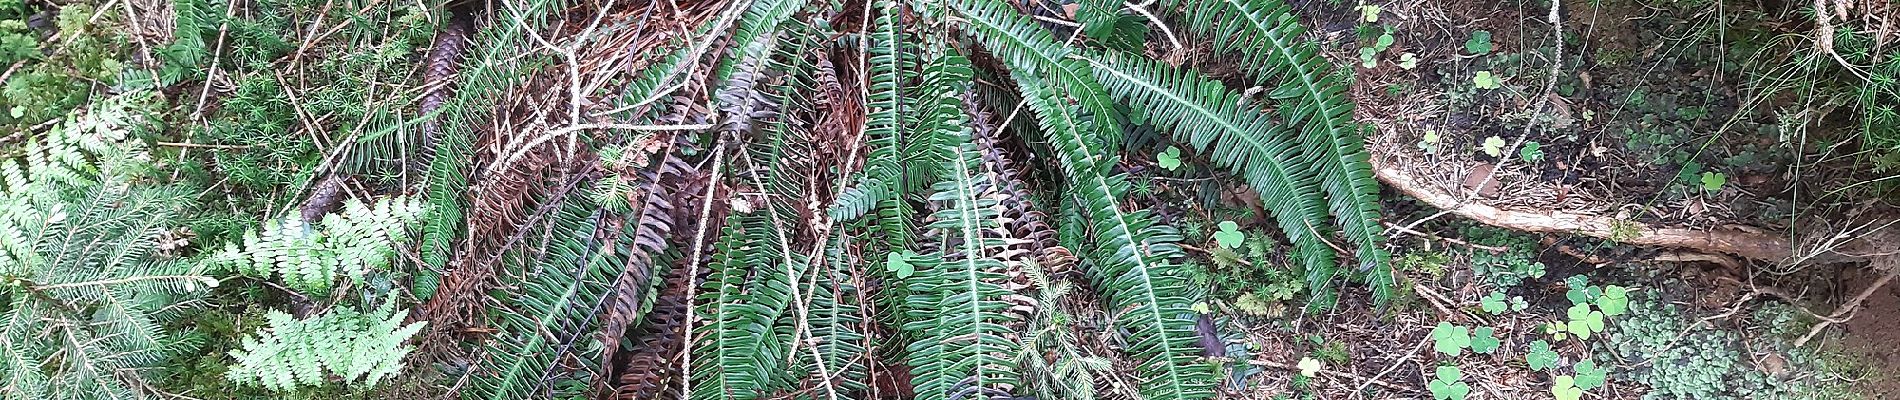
[1465,30,1494,54]
[1431,322,1472,356]
[1190,301,1212,314]
[1526,340,1558,371]
[1480,136,1507,157]
[1552,375,1584,400]
[1520,141,1545,162]
[1399,52,1419,69]
[1473,71,1500,89]
[1567,304,1606,340]
[1358,4,1381,22]
[1574,359,1608,390]
[1428,366,1471,400]
[1700,171,1727,192]
[1158,146,1183,170]
[1214,221,1246,249]
[884,250,918,279]
[1470,327,1501,354]
[1298,357,1323,377]
[1418,130,1441,153]
[1480,291,1509,314]
[1599,285,1630,316]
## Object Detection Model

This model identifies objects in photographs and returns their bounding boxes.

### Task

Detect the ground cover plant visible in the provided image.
[1,0,1897,399]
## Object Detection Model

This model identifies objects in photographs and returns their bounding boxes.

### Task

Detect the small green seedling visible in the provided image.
[1190,301,1212,314]
[1418,130,1441,153]
[1298,357,1322,377]
[1360,33,1396,68]
[1700,171,1726,192]
[885,250,918,278]
[1520,141,1545,162]
[1158,146,1183,170]
[1473,71,1500,89]
[1428,366,1470,400]
[1398,52,1418,69]
[1574,359,1607,390]
[1358,4,1381,22]
[1214,221,1245,249]
[1552,375,1583,400]
[1470,327,1501,354]
[1431,322,1472,356]
[1465,30,1493,54]
[1526,340,1558,371]
[1480,136,1506,157]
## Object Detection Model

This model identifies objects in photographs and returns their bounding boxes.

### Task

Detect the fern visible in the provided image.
[1014,73,1215,399]
[1155,0,1393,300]
[468,196,625,399]
[937,0,1127,151]
[207,196,426,296]
[1082,52,1341,304]
[224,301,425,392]
[901,139,1024,399]
[829,0,916,226]
[687,213,801,400]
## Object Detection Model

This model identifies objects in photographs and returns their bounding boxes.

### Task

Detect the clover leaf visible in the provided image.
[1526,340,1558,371]
[1480,291,1508,314]
[1599,285,1629,316]
[1474,71,1500,89]
[1481,136,1506,157]
[1552,375,1583,400]
[1428,366,1470,400]
[884,250,918,279]
[1471,327,1501,354]
[1431,322,1472,356]
[1298,357,1322,377]
[1399,52,1419,69]
[1214,221,1245,249]
[1701,171,1727,192]
[1465,30,1493,54]
[1574,359,1608,390]
[1158,146,1183,170]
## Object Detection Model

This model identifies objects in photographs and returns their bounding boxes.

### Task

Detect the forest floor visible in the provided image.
[1126,0,1900,398]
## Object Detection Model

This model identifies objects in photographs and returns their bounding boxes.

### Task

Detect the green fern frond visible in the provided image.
[206,196,426,296]
[469,196,625,400]
[225,300,425,392]
[688,212,801,400]
[830,0,915,225]
[794,235,870,399]
[1157,0,1393,300]
[901,138,1024,400]
[937,0,1127,151]
[1014,74,1215,400]
[1081,52,1342,303]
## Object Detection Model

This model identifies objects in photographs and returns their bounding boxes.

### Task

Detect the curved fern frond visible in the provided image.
[1014,74,1214,400]
[206,197,426,297]
[936,0,1127,151]
[468,197,625,399]
[225,301,424,392]
[902,135,1023,399]
[831,0,915,239]
[687,212,799,400]
[1081,52,1341,304]
[1156,0,1393,300]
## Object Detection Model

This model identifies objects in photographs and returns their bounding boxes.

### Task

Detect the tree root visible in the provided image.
[1374,162,1872,263]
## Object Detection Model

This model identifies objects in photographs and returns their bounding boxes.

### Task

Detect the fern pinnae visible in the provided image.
[937,0,1127,151]
[1081,52,1342,303]
[1161,0,1394,300]
[1013,74,1213,400]
[903,138,1023,399]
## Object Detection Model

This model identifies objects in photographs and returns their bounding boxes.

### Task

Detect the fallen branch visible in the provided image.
[1375,161,1798,261]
